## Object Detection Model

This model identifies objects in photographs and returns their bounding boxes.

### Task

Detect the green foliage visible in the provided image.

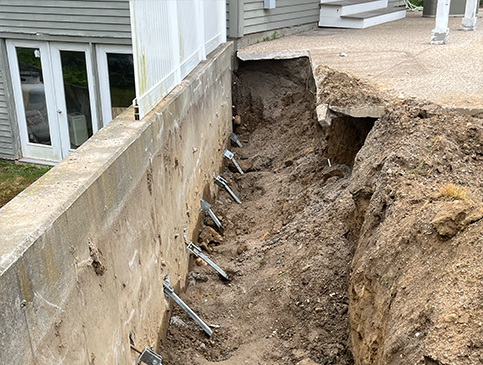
[261,31,280,43]
[0,161,50,208]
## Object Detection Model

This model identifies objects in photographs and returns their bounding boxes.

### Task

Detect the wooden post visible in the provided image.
[430,0,451,44]
[461,0,478,30]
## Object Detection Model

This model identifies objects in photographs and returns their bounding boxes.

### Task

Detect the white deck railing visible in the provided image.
[129,0,226,119]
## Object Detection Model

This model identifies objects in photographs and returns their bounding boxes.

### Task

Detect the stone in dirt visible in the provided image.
[199,226,223,244]
[233,114,242,126]
[228,158,254,173]
[237,243,248,254]
[195,258,207,266]
[431,200,483,238]
[199,242,212,253]
[304,147,315,156]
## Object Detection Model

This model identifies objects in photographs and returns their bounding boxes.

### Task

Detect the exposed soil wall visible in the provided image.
[348,101,483,365]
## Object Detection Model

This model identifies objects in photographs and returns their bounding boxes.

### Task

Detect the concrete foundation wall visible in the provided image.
[0,42,234,365]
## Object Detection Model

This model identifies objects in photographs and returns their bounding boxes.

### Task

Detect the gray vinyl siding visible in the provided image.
[0,68,15,159]
[243,0,320,35]
[388,0,405,7]
[0,0,132,44]
[226,0,230,36]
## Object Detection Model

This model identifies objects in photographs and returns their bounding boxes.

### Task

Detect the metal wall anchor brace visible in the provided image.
[187,242,229,280]
[230,132,243,147]
[200,198,221,228]
[215,175,242,204]
[163,278,213,337]
[138,347,163,365]
[223,149,244,174]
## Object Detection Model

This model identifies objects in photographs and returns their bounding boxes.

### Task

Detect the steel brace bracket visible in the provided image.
[215,175,241,204]
[163,277,213,337]
[230,132,243,148]
[187,242,229,280]
[200,198,221,228]
[138,348,163,365]
[223,148,244,174]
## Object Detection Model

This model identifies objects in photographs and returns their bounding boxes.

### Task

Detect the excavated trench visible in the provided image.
[153,57,382,365]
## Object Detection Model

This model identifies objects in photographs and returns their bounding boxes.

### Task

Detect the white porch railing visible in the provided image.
[129,0,227,120]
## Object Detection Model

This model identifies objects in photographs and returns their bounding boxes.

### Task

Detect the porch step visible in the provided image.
[320,0,388,17]
[319,1,406,29]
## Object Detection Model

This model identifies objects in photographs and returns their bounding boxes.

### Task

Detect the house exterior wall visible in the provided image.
[0,0,132,44]
[0,39,17,160]
[227,0,320,38]
[244,0,320,34]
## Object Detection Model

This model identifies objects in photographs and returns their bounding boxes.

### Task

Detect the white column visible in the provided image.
[461,0,478,31]
[430,0,451,44]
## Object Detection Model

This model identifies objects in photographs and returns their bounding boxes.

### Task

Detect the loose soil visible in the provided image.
[157,58,483,365]
[159,58,354,365]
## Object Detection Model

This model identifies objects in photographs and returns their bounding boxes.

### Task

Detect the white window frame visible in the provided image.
[96,45,133,126]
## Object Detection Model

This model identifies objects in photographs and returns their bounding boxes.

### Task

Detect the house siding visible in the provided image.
[243,0,320,35]
[389,0,405,7]
[0,67,16,160]
[0,0,132,44]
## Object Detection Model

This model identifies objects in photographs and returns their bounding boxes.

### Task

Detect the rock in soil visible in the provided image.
[199,226,224,245]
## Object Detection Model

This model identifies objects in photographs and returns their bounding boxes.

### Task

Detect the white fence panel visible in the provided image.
[177,0,204,79]
[204,0,227,54]
[130,0,226,120]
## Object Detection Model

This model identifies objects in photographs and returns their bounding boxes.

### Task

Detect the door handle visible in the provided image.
[57,109,62,114]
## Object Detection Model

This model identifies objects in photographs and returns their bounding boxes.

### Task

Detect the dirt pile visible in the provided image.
[348,101,483,365]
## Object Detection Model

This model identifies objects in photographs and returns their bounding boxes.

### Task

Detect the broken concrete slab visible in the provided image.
[237,49,310,62]
[329,105,385,119]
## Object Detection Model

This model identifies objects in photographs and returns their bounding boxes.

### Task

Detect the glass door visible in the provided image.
[96,45,135,125]
[50,43,98,153]
[6,41,61,163]
[7,41,99,163]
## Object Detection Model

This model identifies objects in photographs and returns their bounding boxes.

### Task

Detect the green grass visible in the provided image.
[0,161,50,208]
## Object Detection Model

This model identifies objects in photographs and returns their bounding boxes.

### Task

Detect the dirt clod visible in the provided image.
[199,226,224,245]
[236,243,248,254]
[431,201,483,238]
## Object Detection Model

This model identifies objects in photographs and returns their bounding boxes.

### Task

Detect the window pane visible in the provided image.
[107,53,135,119]
[60,50,93,149]
[16,47,51,146]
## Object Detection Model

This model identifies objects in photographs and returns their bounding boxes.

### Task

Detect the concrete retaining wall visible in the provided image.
[0,42,234,365]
